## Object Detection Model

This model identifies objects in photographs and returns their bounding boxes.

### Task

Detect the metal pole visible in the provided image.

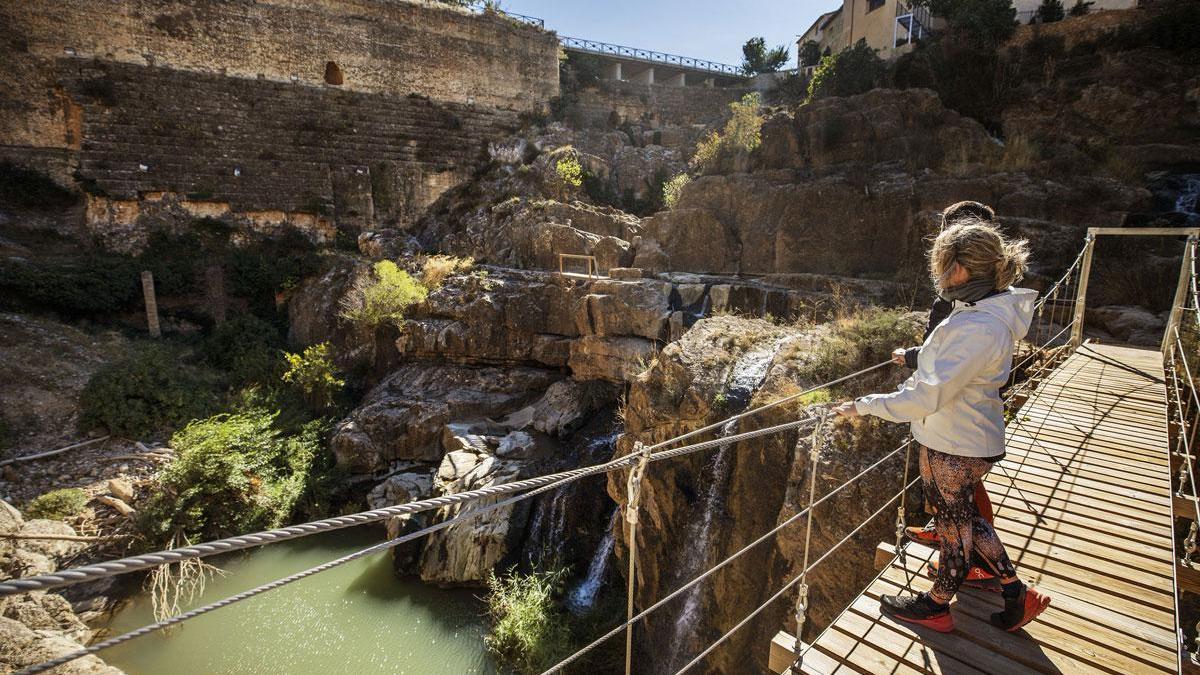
[1070,233,1096,348]
[1162,235,1197,357]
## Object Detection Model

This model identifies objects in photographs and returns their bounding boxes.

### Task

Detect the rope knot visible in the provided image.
[624,442,651,526]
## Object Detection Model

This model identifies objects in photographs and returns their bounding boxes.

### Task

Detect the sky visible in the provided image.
[502,0,840,69]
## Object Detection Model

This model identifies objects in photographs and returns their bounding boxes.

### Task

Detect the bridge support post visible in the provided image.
[604,62,622,81]
[1070,233,1096,348]
[1162,235,1197,357]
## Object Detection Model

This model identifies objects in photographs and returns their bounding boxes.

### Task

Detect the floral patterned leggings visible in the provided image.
[920,445,1017,602]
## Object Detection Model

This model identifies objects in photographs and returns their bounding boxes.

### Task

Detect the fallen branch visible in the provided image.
[99,454,171,463]
[0,532,130,543]
[95,495,136,519]
[0,436,111,467]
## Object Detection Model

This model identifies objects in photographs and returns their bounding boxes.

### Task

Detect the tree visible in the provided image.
[740,37,790,75]
[913,0,1017,44]
[799,40,823,68]
[807,40,886,101]
[1068,0,1094,16]
[1036,0,1066,22]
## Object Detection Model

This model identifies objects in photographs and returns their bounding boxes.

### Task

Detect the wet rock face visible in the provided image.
[607,315,914,674]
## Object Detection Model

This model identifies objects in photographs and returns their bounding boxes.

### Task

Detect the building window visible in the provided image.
[867,0,886,12]
[324,61,343,85]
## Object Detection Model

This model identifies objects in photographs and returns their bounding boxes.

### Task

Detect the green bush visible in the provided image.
[0,162,79,211]
[795,307,921,395]
[138,411,327,543]
[485,566,573,673]
[690,93,763,174]
[0,256,140,316]
[807,40,886,101]
[1068,0,1094,16]
[25,488,88,520]
[226,229,323,312]
[202,314,284,384]
[79,347,221,438]
[662,173,691,209]
[914,0,1017,44]
[799,40,823,69]
[339,260,428,329]
[281,343,345,411]
[554,154,583,188]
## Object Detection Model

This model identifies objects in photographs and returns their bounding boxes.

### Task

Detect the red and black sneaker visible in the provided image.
[924,560,1002,592]
[904,522,939,546]
[991,585,1051,632]
[880,593,955,633]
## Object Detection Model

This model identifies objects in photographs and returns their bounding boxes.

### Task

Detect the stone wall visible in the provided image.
[569,80,752,129]
[0,0,560,245]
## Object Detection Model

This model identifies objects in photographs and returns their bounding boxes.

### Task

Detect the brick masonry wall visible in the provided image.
[570,80,753,129]
[0,0,560,246]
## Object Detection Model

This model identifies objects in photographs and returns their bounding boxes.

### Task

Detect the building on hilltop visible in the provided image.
[797,0,936,70]
[797,0,1139,69]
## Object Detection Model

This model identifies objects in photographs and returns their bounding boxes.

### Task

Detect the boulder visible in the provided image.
[418,452,527,585]
[1088,305,1166,346]
[0,616,123,675]
[367,471,435,573]
[331,364,561,474]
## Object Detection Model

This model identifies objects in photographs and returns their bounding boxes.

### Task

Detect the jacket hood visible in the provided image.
[957,287,1038,342]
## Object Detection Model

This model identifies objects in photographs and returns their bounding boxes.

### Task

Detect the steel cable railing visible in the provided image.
[8,235,1098,675]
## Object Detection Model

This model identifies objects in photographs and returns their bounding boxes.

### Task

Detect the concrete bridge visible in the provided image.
[559,36,748,87]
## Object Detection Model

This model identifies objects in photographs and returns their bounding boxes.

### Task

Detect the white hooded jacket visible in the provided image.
[854,288,1038,458]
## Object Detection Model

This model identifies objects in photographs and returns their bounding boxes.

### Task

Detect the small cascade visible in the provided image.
[524,428,621,567]
[568,509,619,612]
[1176,174,1200,223]
[664,340,783,671]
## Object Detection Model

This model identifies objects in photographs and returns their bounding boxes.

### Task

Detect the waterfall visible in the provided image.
[664,339,783,671]
[525,429,621,567]
[1176,174,1200,223]
[568,509,619,612]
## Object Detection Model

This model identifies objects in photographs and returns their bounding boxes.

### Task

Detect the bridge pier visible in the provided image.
[661,71,686,86]
[603,61,622,81]
[627,65,654,84]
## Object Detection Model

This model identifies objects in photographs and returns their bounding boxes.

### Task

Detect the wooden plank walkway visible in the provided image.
[778,343,1181,675]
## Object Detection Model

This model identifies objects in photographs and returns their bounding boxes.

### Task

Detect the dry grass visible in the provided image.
[420,254,474,289]
[997,134,1040,172]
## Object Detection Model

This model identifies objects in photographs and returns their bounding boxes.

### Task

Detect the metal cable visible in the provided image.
[16,466,584,675]
[539,437,914,674]
[673,479,919,675]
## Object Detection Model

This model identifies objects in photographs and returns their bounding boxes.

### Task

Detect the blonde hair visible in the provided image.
[929,219,1030,291]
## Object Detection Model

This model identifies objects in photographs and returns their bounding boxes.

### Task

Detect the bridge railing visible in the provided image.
[2,236,1104,675]
[559,36,744,76]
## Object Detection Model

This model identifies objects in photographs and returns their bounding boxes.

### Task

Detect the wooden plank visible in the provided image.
[888,543,1177,652]
[798,345,1180,675]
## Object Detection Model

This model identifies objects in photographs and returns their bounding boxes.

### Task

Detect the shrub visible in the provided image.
[690,93,763,174]
[0,162,79,211]
[485,566,573,673]
[79,347,221,438]
[914,0,1017,44]
[226,229,322,311]
[138,411,327,543]
[0,255,140,316]
[281,343,345,411]
[339,260,429,329]
[794,307,921,396]
[25,488,89,520]
[662,173,691,209]
[799,40,823,69]
[1035,0,1065,23]
[420,254,474,289]
[554,154,583,188]
[808,40,886,101]
[202,314,283,384]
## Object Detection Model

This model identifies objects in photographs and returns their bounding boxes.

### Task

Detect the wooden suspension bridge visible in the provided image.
[771,228,1200,675]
